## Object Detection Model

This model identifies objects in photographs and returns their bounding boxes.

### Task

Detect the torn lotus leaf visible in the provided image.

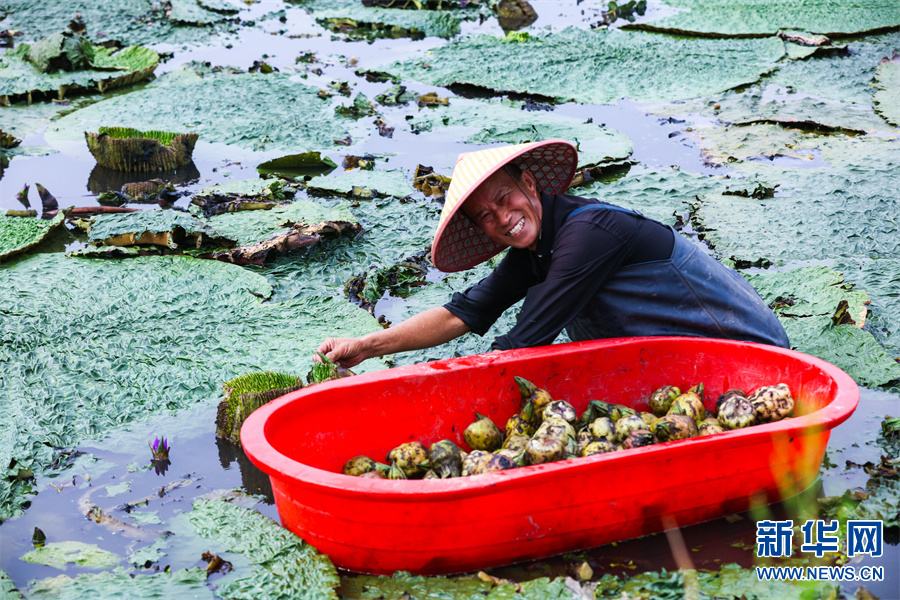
[873,51,900,127]
[86,209,233,250]
[0,210,67,261]
[190,178,292,217]
[0,34,159,104]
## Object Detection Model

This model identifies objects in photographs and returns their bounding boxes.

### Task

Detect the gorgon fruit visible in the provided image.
[464,413,504,452]
[698,418,725,436]
[462,450,515,476]
[543,400,577,424]
[524,430,567,465]
[651,414,698,442]
[649,385,680,417]
[514,376,553,415]
[622,430,656,449]
[748,383,794,423]
[581,439,617,456]
[589,416,615,441]
[428,439,463,479]
[342,455,389,477]
[386,441,429,478]
[667,392,705,423]
[614,414,647,442]
[717,395,756,430]
[715,389,747,416]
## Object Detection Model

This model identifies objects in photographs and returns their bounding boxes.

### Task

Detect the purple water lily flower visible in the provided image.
[149,436,171,460]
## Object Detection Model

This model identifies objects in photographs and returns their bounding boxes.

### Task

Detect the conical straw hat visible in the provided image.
[431,139,578,272]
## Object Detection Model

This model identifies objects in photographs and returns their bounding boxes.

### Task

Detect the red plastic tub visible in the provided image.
[241,337,858,575]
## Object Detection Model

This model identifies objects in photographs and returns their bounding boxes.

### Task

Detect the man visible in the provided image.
[317,140,788,368]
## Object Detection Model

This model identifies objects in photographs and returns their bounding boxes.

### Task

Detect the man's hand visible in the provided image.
[316,337,370,369]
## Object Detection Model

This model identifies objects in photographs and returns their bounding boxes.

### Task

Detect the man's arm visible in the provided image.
[317,307,470,368]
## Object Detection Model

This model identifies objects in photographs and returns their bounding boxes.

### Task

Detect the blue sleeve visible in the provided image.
[442,250,536,336]
[490,217,633,350]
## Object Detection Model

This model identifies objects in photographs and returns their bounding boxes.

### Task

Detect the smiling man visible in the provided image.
[317,140,788,368]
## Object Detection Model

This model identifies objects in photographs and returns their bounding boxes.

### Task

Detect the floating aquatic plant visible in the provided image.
[85,126,199,172]
[217,371,305,445]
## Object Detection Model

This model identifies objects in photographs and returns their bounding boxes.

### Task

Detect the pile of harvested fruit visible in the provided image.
[341,376,794,480]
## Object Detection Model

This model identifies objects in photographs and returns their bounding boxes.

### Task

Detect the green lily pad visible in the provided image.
[624,0,900,36]
[127,538,169,567]
[836,258,900,357]
[26,568,213,600]
[44,65,370,152]
[306,0,467,39]
[21,541,120,570]
[306,169,413,199]
[575,164,734,225]
[691,136,900,266]
[650,85,892,134]
[406,98,633,168]
[744,265,870,323]
[86,209,228,248]
[0,211,67,261]
[104,481,131,497]
[257,152,338,178]
[740,262,900,387]
[208,199,358,247]
[874,53,900,127]
[0,37,158,103]
[128,510,163,526]
[381,28,785,104]
[0,253,383,521]
[0,567,22,600]
[684,123,822,167]
[0,0,246,47]
[767,31,900,106]
[190,496,340,600]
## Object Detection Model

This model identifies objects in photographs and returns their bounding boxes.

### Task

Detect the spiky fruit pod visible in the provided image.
[524,431,567,465]
[464,413,504,451]
[537,417,576,442]
[639,412,657,428]
[687,382,705,401]
[342,455,389,477]
[576,430,593,456]
[423,469,441,480]
[386,441,429,478]
[622,430,656,449]
[428,439,463,479]
[505,413,535,438]
[589,417,615,441]
[543,400,577,425]
[35,183,58,213]
[15,184,30,209]
[502,433,530,453]
[614,414,647,443]
[748,383,794,423]
[715,389,747,416]
[608,404,637,422]
[388,460,407,480]
[717,395,757,430]
[699,418,725,437]
[360,470,387,479]
[651,414,698,442]
[462,450,515,476]
[667,392,705,423]
[579,400,616,428]
[649,385,681,417]
[514,376,553,415]
[495,443,527,467]
[581,439,617,456]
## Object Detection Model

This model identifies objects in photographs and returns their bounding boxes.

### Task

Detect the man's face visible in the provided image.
[462,168,542,251]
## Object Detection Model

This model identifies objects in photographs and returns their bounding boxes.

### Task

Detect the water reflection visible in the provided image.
[86,161,201,194]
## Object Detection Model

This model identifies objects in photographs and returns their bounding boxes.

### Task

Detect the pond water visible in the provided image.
[2,0,899,598]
